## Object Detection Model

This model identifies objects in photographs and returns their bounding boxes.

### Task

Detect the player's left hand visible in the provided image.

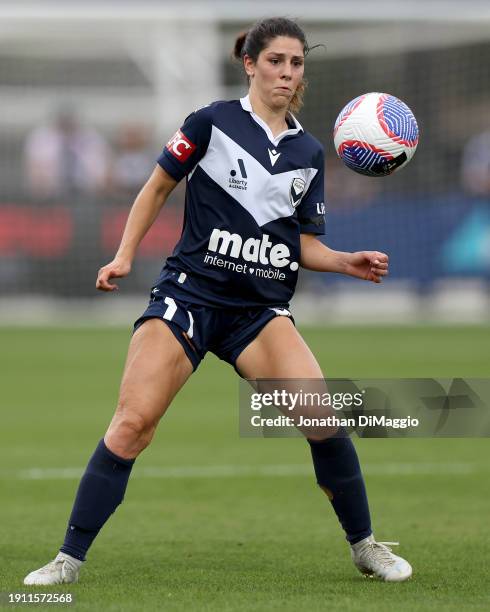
[345,251,389,283]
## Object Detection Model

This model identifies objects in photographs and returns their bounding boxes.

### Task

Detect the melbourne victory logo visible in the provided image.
[289,178,306,208]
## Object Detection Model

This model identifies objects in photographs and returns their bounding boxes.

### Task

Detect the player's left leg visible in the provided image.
[235,316,412,581]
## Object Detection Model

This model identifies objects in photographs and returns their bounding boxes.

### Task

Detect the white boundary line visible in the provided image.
[4,462,478,481]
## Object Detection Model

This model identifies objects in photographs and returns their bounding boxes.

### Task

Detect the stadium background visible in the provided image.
[0,0,489,322]
[1,2,489,611]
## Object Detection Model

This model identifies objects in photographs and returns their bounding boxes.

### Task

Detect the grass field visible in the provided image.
[1,325,490,611]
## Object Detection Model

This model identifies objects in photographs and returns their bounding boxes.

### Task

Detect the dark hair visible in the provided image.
[233,17,309,113]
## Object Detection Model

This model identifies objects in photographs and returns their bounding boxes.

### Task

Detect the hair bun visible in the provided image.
[233,31,248,59]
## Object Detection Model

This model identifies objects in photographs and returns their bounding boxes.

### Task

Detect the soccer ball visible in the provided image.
[333,92,419,177]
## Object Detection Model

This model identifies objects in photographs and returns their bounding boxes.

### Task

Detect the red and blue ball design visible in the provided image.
[334,92,419,177]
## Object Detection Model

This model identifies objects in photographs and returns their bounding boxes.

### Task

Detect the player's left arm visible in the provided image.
[297,144,388,283]
[300,234,389,284]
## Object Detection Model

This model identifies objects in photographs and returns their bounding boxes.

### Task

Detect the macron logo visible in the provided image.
[207,228,298,271]
[268,148,281,167]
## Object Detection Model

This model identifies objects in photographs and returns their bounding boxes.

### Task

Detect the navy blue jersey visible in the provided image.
[156,95,325,308]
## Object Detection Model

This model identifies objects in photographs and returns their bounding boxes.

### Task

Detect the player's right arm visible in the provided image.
[96,165,177,292]
[97,104,214,292]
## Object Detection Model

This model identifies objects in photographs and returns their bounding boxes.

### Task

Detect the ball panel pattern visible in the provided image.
[333,94,367,138]
[376,94,419,147]
[337,140,395,177]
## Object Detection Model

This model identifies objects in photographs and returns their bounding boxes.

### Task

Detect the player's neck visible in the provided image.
[248,90,289,137]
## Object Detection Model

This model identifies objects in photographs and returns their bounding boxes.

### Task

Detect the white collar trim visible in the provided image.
[240,94,303,146]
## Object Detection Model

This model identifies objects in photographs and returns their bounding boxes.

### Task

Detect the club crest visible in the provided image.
[290,178,306,208]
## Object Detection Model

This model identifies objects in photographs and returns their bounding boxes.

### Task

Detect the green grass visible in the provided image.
[1,325,490,611]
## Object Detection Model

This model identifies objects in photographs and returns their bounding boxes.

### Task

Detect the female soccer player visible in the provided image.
[24,17,412,585]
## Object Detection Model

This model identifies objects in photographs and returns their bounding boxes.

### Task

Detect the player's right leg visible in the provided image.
[23,318,194,585]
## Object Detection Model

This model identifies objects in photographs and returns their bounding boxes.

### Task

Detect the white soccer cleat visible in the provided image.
[350,535,412,582]
[23,552,82,585]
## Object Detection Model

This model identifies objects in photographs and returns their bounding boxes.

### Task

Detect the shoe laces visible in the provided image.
[36,554,74,575]
[361,541,400,567]
[37,559,63,575]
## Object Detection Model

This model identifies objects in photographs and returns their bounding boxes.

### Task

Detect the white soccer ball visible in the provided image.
[333,92,419,176]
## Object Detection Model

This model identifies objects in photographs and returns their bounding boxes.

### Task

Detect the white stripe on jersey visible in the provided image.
[198,126,318,228]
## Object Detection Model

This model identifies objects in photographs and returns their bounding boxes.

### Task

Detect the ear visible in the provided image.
[243,54,255,78]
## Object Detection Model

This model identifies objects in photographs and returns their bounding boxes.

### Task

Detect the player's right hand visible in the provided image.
[96,258,132,292]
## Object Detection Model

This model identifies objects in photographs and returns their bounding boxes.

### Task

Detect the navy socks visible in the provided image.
[308,433,372,545]
[59,435,370,560]
[60,439,135,561]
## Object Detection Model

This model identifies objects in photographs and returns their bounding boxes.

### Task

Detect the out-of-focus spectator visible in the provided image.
[461,131,490,196]
[109,124,154,198]
[23,105,109,199]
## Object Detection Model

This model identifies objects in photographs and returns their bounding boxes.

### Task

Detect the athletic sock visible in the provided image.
[59,439,135,561]
[308,432,372,545]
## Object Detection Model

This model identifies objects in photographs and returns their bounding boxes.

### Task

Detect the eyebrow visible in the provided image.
[265,52,304,59]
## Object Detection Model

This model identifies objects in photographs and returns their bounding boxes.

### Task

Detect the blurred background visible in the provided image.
[0,0,489,325]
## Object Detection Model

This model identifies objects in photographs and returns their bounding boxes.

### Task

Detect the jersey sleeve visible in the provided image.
[157,105,213,182]
[296,147,326,235]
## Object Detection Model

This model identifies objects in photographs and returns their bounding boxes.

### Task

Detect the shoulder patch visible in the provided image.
[166,130,196,162]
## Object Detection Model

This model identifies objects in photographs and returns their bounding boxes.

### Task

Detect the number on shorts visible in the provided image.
[163,296,177,321]
[163,297,194,339]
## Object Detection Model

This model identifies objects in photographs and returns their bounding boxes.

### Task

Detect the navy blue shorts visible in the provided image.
[133,282,294,373]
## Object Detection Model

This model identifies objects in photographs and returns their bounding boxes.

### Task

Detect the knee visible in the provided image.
[118,411,155,440]
[106,408,156,457]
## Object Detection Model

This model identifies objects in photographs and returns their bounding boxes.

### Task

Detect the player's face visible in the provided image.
[245,36,305,110]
